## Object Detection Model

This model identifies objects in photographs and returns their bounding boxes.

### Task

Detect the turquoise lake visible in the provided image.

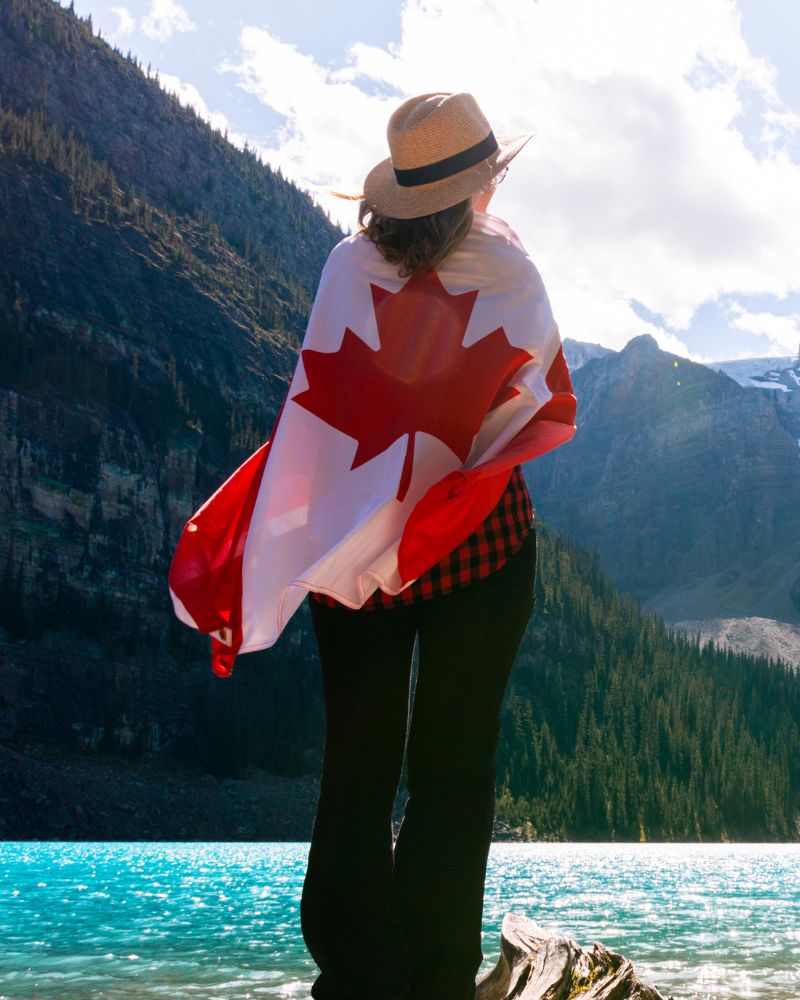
[1,842,799,998]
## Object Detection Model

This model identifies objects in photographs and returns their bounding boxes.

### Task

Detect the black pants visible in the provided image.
[301,528,537,1000]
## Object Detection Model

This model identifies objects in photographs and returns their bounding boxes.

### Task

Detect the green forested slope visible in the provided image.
[496,524,800,840]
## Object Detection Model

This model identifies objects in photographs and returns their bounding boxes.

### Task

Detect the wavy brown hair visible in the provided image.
[357,197,474,278]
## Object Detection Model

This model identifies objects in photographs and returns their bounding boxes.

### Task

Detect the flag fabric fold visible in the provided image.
[168,211,577,676]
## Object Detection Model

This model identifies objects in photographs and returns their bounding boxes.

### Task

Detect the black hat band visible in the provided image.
[393,131,499,187]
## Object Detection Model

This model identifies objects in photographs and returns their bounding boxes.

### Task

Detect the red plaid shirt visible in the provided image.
[310,464,533,610]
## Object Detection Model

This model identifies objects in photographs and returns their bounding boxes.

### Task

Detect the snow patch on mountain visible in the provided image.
[707,355,800,391]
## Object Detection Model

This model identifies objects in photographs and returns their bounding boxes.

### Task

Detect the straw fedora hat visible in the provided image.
[332,92,534,220]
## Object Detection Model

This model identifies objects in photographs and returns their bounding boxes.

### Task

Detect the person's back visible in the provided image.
[298,93,576,1000]
[168,90,576,999]
[309,210,547,613]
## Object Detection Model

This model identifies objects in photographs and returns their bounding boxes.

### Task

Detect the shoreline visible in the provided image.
[2,738,797,843]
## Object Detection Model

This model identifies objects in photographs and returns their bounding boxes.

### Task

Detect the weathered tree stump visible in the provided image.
[475,912,673,1000]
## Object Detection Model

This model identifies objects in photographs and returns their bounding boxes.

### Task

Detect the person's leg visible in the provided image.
[391,529,537,1000]
[302,598,418,1000]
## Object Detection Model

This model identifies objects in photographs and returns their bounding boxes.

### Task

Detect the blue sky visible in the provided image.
[63,0,800,362]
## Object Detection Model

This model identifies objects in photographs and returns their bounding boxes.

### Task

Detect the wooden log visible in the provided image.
[475,912,673,1000]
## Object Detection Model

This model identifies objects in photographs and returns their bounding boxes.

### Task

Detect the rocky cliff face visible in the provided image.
[526,334,800,623]
[0,0,340,772]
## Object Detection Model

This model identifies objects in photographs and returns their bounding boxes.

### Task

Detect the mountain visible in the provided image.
[0,0,341,775]
[524,333,800,625]
[708,355,800,391]
[564,339,800,393]
[670,616,800,665]
[562,337,616,370]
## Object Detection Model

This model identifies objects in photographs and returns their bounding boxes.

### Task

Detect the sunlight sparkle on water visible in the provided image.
[1,842,799,998]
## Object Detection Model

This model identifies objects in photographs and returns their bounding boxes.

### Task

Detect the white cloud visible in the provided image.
[155,71,250,149]
[218,27,396,195]
[722,300,800,355]
[107,0,196,43]
[140,0,196,42]
[219,0,800,359]
[110,6,135,37]
[157,73,224,133]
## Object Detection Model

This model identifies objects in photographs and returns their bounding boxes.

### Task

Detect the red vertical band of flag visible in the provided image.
[167,441,269,677]
[168,396,288,677]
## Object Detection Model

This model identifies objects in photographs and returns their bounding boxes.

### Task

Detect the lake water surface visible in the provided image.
[1,841,799,998]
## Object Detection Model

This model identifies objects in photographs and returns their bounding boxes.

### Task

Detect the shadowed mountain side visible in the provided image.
[0,0,339,285]
[0,0,340,776]
[524,334,800,624]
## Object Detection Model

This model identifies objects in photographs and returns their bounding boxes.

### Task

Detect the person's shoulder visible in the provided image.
[467,212,544,287]
[323,230,407,294]
[318,230,380,282]
[471,212,527,251]
[326,230,372,264]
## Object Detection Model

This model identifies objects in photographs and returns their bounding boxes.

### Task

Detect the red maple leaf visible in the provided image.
[291,268,532,502]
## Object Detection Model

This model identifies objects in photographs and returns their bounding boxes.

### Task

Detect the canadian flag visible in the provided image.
[168,212,577,676]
